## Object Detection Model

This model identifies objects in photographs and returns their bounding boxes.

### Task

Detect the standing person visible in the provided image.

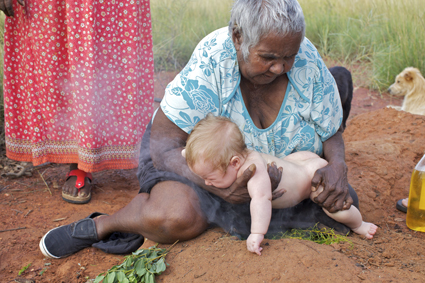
[40,0,360,259]
[183,114,377,255]
[2,0,154,204]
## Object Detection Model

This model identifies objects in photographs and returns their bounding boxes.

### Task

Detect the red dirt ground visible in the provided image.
[2,70,425,283]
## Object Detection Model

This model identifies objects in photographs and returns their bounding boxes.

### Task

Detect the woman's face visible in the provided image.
[233,31,303,86]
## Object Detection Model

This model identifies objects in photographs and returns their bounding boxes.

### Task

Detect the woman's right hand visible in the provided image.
[224,164,256,204]
[1,0,24,17]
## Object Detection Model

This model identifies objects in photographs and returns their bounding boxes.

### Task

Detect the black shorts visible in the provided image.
[137,121,359,238]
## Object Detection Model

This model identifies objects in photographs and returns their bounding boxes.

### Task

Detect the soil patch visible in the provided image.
[2,72,425,283]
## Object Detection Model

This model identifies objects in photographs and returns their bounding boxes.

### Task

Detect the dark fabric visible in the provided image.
[93,232,145,254]
[137,121,359,238]
[329,66,353,130]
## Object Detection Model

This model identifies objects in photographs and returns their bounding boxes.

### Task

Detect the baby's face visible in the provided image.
[191,159,238,189]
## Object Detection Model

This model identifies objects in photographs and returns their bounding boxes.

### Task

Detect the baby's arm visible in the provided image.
[246,162,272,255]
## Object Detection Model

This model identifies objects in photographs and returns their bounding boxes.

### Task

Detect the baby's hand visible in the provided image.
[247,233,264,255]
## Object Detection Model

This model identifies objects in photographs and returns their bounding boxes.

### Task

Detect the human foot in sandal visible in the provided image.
[396,198,408,213]
[62,164,93,204]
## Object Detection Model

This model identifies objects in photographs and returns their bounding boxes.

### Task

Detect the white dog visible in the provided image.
[387,67,425,115]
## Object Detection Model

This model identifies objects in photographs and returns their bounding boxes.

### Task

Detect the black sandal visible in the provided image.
[396,199,407,213]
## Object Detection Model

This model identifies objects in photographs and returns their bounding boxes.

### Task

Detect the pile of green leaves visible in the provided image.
[94,244,174,283]
[272,223,353,246]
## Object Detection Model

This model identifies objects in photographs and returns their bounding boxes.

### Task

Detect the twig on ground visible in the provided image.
[0,227,26,233]
[52,217,67,222]
[182,269,193,278]
[194,272,206,279]
[38,170,52,195]
[12,209,23,214]
[0,185,10,192]
[9,190,44,194]
[300,241,320,254]
[24,209,33,217]
[14,181,31,188]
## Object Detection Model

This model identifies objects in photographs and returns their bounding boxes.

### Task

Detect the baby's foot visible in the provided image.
[352,222,378,239]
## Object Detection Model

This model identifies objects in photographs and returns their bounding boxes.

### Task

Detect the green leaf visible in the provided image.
[117,271,126,282]
[123,257,133,268]
[146,272,155,283]
[135,259,147,276]
[18,263,31,275]
[155,258,166,273]
[141,273,148,283]
[132,249,145,255]
[122,277,129,283]
[149,264,156,273]
[94,275,105,283]
[149,251,158,259]
[105,272,116,283]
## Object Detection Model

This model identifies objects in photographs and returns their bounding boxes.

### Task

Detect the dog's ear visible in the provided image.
[404,71,414,82]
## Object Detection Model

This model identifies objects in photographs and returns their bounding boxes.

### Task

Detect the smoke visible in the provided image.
[141,122,352,239]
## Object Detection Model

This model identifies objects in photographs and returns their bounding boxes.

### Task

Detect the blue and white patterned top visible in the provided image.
[160,27,342,158]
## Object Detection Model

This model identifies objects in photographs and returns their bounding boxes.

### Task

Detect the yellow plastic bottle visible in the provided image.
[406,154,425,232]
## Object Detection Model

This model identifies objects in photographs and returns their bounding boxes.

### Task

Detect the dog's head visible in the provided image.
[388,67,423,96]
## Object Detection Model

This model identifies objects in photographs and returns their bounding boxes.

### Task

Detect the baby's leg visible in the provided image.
[310,187,377,239]
[322,206,378,239]
[272,182,312,208]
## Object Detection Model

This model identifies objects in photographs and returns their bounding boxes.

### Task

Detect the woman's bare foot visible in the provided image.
[62,164,93,204]
[352,222,378,239]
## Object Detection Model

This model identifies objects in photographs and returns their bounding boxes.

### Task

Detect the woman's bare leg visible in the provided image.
[94,180,209,244]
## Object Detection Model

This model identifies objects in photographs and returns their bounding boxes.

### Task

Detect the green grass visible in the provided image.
[151,0,425,91]
[1,0,424,123]
[300,0,425,91]
[151,0,233,71]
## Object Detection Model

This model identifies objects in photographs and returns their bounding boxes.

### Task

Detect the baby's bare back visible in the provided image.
[262,151,328,209]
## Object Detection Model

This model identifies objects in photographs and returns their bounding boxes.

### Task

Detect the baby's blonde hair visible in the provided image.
[185,114,248,172]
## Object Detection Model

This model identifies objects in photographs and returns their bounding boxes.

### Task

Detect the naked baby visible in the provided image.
[182,114,377,255]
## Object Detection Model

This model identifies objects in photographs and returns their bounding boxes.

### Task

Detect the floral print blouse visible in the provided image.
[159,27,342,158]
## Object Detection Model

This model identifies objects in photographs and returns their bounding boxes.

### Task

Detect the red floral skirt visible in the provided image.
[3,0,154,172]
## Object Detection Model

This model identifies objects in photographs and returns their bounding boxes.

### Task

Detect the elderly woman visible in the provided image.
[40,0,358,258]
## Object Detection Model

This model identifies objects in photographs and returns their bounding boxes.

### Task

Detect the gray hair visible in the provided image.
[229,0,305,60]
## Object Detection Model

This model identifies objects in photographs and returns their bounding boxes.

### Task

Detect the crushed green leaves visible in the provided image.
[271,223,353,246]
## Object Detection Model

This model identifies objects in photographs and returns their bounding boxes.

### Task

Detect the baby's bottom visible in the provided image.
[311,187,378,239]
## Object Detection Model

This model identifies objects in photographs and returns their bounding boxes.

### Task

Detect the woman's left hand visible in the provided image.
[267,162,285,200]
[311,160,353,213]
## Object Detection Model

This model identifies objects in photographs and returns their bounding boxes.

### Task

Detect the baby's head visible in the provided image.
[183,114,248,188]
